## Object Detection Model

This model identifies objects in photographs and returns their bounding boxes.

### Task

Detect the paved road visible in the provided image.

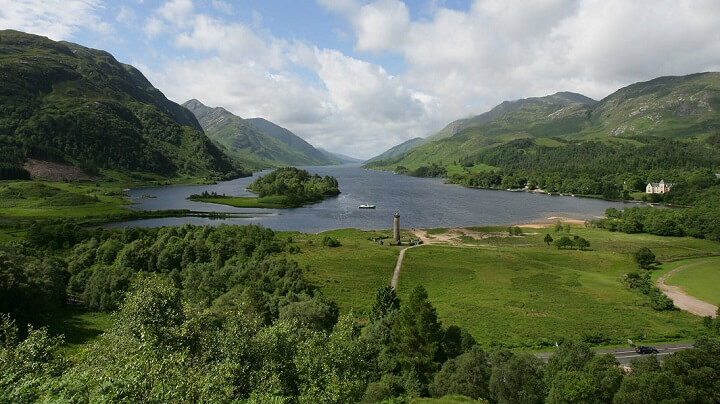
[535,342,694,366]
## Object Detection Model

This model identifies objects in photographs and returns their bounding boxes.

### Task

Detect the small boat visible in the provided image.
[359,204,376,209]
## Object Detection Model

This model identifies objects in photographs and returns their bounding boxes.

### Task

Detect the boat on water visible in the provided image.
[359,204,376,209]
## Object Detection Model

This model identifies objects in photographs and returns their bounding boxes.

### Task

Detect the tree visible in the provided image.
[554,236,573,249]
[633,247,656,269]
[278,295,339,332]
[575,237,590,251]
[554,221,564,233]
[489,351,546,404]
[0,315,67,403]
[429,345,491,400]
[544,234,554,245]
[370,285,400,322]
[442,325,476,360]
[295,315,371,403]
[391,285,445,388]
[545,340,594,382]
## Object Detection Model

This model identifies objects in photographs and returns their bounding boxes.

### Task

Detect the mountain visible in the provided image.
[317,149,362,164]
[246,118,335,165]
[584,73,720,138]
[183,100,335,168]
[364,137,426,164]
[0,30,246,180]
[367,73,720,170]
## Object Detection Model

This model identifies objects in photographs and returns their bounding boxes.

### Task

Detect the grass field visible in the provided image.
[0,180,130,218]
[291,226,720,348]
[189,194,296,208]
[663,258,720,306]
[39,307,113,355]
[283,228,401,317]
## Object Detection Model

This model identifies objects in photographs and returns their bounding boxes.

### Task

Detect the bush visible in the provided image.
[633,247,656,269]
[322,236,341,247]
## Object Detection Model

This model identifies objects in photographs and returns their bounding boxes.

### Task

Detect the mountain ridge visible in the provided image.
[366,73,720,170]
[0,30,246,180]
[183,99,336,168]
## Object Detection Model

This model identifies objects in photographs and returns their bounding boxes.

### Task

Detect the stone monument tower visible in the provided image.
[393,211,400,242]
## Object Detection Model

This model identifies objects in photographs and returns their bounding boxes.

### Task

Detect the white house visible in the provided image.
[646,179,673,194]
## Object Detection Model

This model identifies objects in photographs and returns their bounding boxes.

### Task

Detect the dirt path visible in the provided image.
[391,245,422,289]
[656,259,719,318]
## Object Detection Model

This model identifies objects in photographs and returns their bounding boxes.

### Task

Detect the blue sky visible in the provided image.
[2,0,720,158]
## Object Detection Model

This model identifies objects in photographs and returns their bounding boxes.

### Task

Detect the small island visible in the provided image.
[188,167,340,208]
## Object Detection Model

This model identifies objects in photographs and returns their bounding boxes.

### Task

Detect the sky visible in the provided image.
[2,0,720,159]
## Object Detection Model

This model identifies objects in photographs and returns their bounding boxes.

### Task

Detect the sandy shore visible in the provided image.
[516,217,589,228]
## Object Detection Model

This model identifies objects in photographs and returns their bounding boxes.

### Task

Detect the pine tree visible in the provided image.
[391,285,445,387]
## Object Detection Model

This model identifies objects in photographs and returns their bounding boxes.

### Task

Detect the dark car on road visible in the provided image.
[635,346,659,354]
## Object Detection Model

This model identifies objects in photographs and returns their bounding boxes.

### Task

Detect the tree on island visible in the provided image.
[544,234,554,245]
[247,167,340,205]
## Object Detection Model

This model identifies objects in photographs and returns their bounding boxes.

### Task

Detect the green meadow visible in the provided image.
[282,229,401,315]
[0,181,130,218]
[189,194,296,208]
[662,258,720,305]
[292,226,720,348]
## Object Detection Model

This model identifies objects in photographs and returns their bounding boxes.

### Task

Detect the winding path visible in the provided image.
[656,259,719,318]
[391,245,422,289]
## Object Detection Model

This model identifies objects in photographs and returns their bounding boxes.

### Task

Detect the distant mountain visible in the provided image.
[367,73,720,170]
[364,137,426,164]
[246,118,335,165]
[317,149,362,164]
[183,100,335,168]
[0,30,246,180]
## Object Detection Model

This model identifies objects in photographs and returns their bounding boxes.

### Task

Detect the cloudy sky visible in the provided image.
[2,0,720,158]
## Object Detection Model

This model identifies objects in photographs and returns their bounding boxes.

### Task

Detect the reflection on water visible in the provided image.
[107,165,637,232]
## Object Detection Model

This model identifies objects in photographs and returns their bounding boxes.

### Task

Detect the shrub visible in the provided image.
[322,236,341,247]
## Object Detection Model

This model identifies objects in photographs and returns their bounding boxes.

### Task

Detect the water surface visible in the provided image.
[108,165,636,232]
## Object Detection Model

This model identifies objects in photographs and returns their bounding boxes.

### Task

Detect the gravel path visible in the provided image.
[391,245,422,289]
[656,259,719,318]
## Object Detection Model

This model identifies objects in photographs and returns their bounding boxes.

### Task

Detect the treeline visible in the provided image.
[441,136,720,198]
[589,186,720,241]
[247,167,340,204]
[395,163,447,178]
[2,277,720,402]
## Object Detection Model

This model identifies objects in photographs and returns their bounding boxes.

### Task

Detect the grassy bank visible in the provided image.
[189,194,298,208]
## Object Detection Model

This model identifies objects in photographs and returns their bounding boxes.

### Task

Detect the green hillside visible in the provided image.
[183,99,335,168]
[247,118,336,165]
[0,30,247,180]
[364,137,426,163]
[367,74,720,171]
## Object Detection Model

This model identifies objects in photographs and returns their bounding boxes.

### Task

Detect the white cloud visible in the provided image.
[158,0,193,25]
[211,0,234,15]
[319,0,720,136]
[0,0,109,40]
[354,0,410,52]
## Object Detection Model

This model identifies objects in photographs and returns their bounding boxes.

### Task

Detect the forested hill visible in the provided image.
[0,30,248,180]
[367,73,720,170]
[183,99,336,168]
